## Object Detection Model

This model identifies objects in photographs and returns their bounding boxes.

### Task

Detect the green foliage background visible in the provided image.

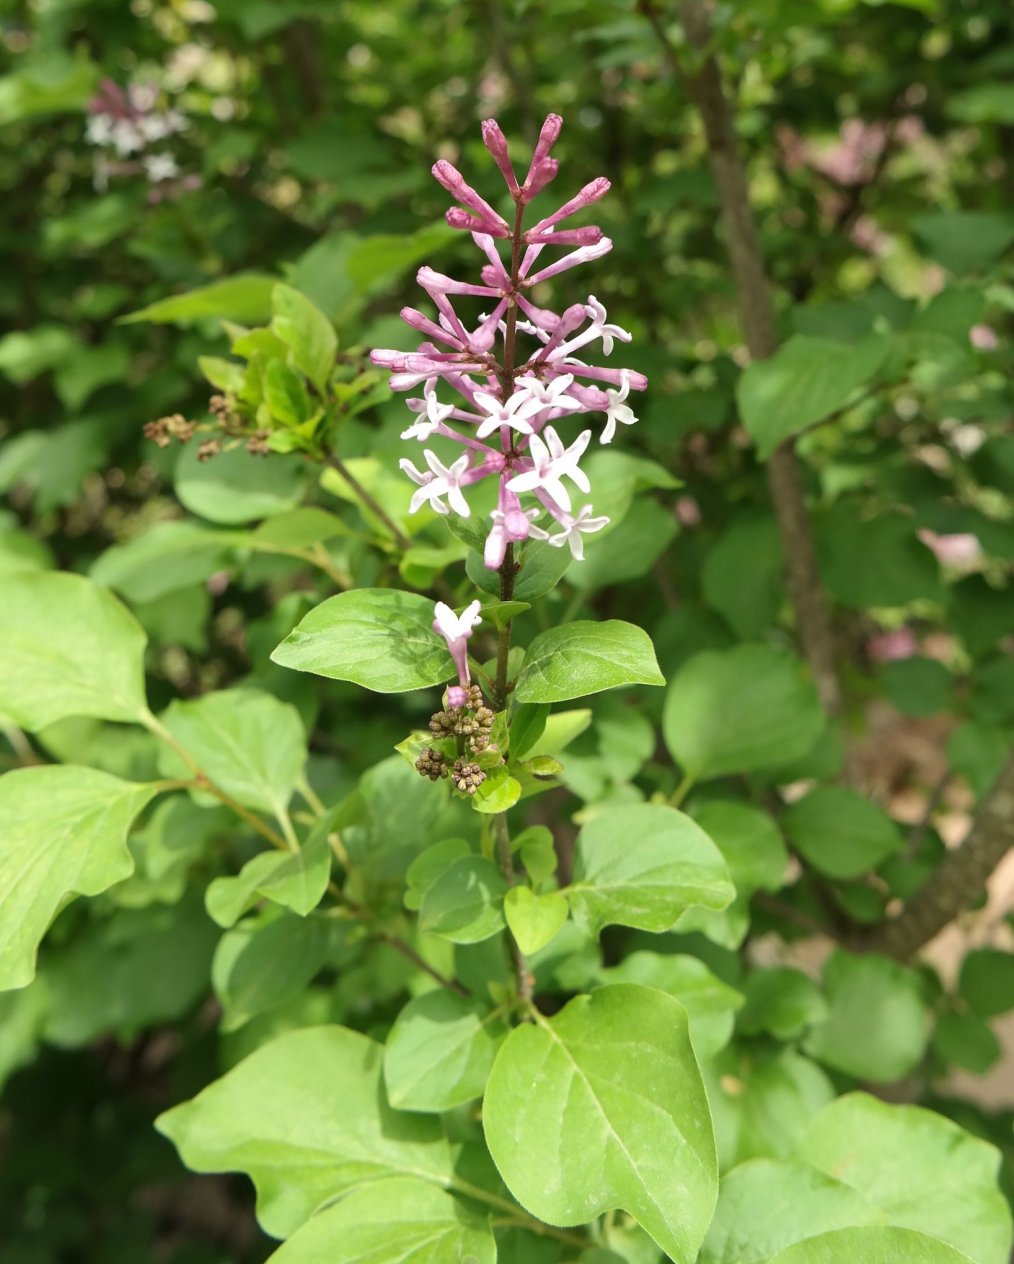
[2,0,1014,1261]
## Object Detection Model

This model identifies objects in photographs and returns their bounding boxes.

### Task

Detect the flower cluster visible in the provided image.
[85,79,197,201]
[370,114,646,567]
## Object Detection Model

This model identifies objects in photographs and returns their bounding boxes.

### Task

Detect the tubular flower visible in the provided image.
[370,114,646,568]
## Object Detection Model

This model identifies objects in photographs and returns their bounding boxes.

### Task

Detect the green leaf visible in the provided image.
[271,284,337,394]
[689,801,788,893]
[738,968,828,1040]
[156,1025,453,1237]
[817,505,944,609]
[509,703,550,760]
[702,516,783,637]
[568,804,733,937]
[736,334,888,459]
[804,952,930,1082]
[0,766,158,990]
[504,887,569,955]
[598,951,743,1060]
[663,645,825,780]
[263,359,314,426]
[467,538,573,601]
[782,787,902,879]
[157,690,307,818]
[796,1093,1011,1264]
[250,508,348,550]
[404,839,471,912]
[383,991,507,1112]
[271,589,453,693]
[701,1158,879,1264]
[91,521,239,603]
[175,441,308,525]
[912,212,1014,274]
[769,1227,977,1264]
[0,572,148,729]
[513,621,664,704]
[471,768,522,814]
[418,856,507,944]
[483,984,718,1264]
[206,822,332,928]
[933,1010,1002,1074]
[959,949,1014,1019]
[265,1176,496,1264]
[213,911,331,1031]
[121,274,278,325]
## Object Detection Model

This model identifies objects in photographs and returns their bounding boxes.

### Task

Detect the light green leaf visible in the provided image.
[689,801,788,893]
[263,359,314,426]
[250,508,348,550]
[795,1093,1012,1264]
[782,787,902,879]
[121,275,278,325]
[663,645,825,780]
[213,912,331,1031]
[157,690,307,818]
[769,1227,977,1264]
[175,441,308,525]
[739,968,828,1041]
[912,212,1014,274]
[804,952,929,1082]
[471,768,522,814]
[701,1158,879,1264]
[91,521,239,603]
[404,839,471,912]
[514,621,664,704]
[418,856,507,944]
[0,572,148,729]
[206,821,332,928]
[736,334,888,459]
[483,983,718,1264]
[383,991,507,1112]
[599,951,743,1060]
[568,804,733,937]
[265,1176,496,1264]
[504,887,569,955]
[156,1025,453,1237]
[0,766,157,990]
[271,284,337,394]
[701,515,783,637]
[271,589,453,693]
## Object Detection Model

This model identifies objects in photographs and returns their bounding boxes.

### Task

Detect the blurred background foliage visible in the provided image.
[2,0,1014,1259]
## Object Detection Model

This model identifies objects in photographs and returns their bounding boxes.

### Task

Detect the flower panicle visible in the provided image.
[370,113,646,569]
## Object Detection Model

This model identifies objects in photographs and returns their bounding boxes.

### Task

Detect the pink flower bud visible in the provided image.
[522,157,559,201]
[446,207,510,237]
[481,119,520,195]
[432,159,510,232]
[528,177,611,235]
[524,225,603,247]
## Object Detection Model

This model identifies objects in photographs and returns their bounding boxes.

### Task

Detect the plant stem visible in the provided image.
[322,450,412,552]
[377,932,471,997]
[868,749,1014,960]
[669,771,695,809]
[494,813,533,1005]
[449,1176,587,1246]
[641,0,842,717]
[139,708,291,853]
[2,723,40,766]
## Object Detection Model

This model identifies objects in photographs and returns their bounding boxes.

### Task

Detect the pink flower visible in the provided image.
[433,600,482,689]
[918,530,982,569]
[969,324,999,352]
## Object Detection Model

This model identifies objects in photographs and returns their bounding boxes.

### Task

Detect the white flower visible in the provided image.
[400,450,472,517]
[600,371,638,444]
[544,504,610,560]
[473,388,544,440]
[514,373,583,415]
[401,385,455,440]
[506,426,591,512]
[86,114,115,147]
[583,295,632,355]
[143,152,180,183]
[110,119,144,155]
[433,598,482,643]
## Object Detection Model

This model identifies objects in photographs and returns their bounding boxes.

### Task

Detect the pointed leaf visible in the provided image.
[513,621,664,704]
[769,1226,977,1264]
[156,1025,453,1237]
[271,589,453,693]
[568,804,733,937]
[0,572,148,728]
[484,983,718,1264]
[0,766,158,990]
[504,887,569,955]
[265,1176,496,1264]
[383,991,507,1112]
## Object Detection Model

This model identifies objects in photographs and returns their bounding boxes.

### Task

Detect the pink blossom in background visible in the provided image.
[867,628,919,662]
[918,530,982,569]
[370,114,646,568]
[969,324,999,351]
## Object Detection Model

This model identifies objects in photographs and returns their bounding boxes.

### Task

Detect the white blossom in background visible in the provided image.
[369,114,647,567]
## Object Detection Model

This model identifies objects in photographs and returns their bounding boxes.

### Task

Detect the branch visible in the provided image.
[641,0,843,715]
[866,750,1014,960]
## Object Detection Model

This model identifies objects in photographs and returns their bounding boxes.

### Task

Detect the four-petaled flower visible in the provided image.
[506,426,591,512]
[600,371,639,444]
[400,450,472,516]
[514,372,583,415]
[472,389,544,440]
[532,504,610,560]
